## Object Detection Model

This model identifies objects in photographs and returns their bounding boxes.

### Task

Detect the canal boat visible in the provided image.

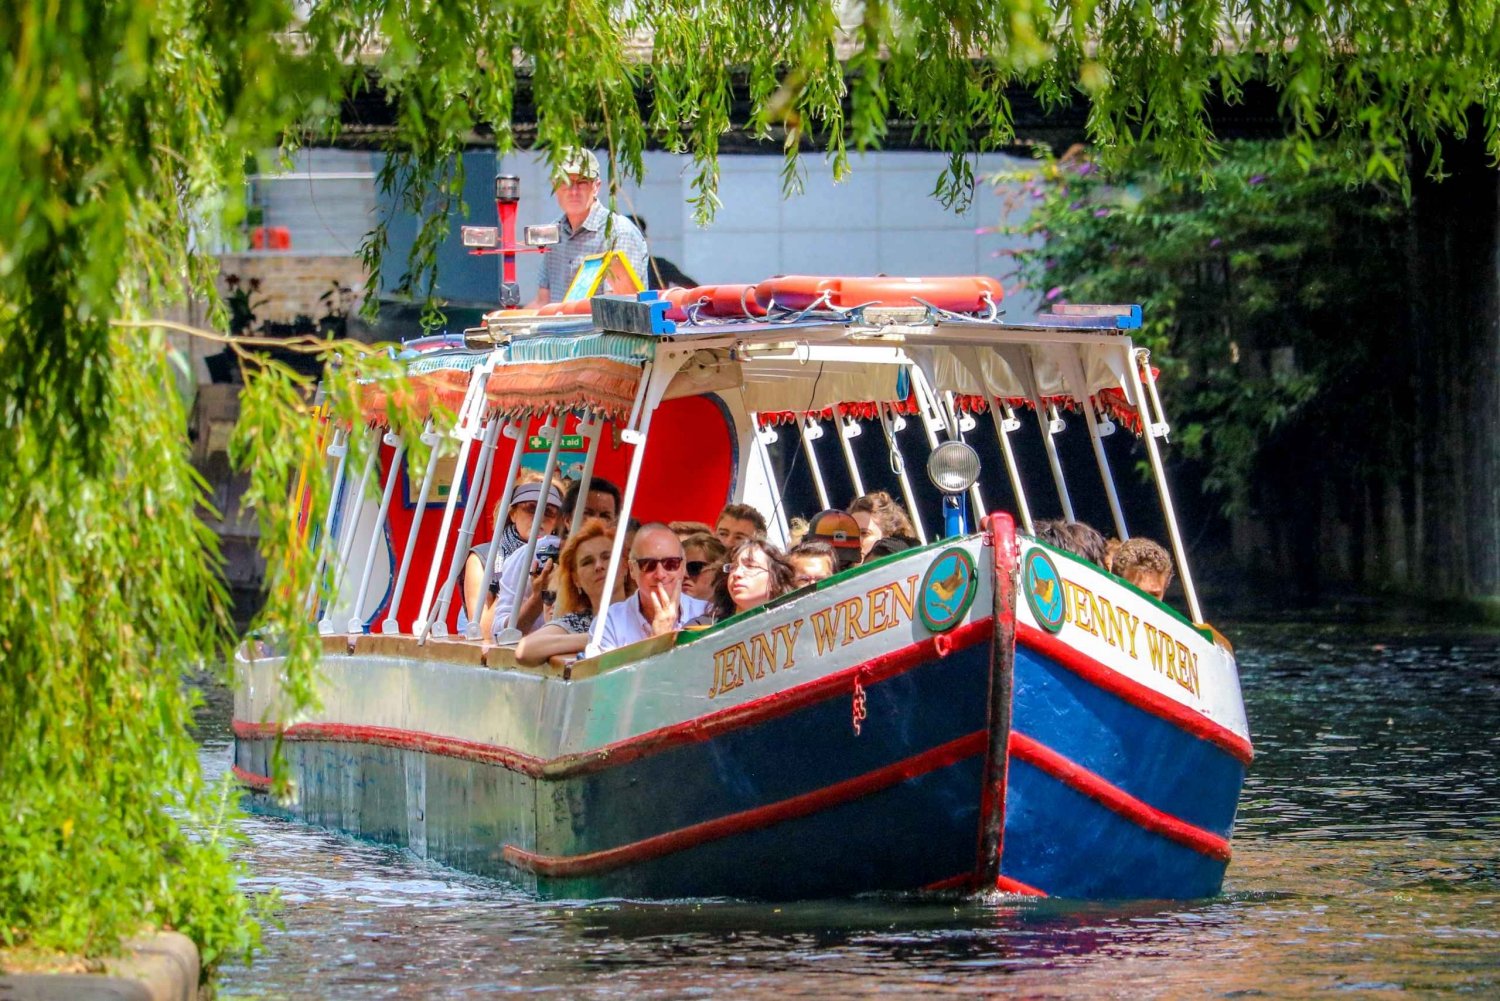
[233,280,1252,900]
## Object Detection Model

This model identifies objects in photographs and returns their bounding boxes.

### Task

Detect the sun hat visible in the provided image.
[554,147,601,183]
[806,509,863,568]
[511,481,564,509]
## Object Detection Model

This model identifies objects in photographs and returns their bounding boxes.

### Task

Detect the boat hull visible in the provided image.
[235,522,1251,900]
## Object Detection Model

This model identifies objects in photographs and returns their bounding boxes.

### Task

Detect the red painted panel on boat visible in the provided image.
[375,395,735,633]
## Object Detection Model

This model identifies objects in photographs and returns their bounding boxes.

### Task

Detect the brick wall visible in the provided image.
[218,252,369,325]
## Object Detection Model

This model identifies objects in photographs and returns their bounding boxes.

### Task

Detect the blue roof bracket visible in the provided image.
[1032,303,1143,330]
[591,291,677,336]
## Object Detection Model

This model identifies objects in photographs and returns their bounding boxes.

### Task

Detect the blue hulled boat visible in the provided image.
[234,279,1251,900]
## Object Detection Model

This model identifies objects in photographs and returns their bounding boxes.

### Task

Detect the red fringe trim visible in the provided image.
[757,390,1145,436]
[360,359,643,425]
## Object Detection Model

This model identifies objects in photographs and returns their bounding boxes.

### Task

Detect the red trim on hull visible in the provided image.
[233,617,993,781]
[995,874,1047,897]
[923,873,979,892]
[503,730,987,880]
[232,764,273,791]
[233,720,550,777]
[976,513,1019,889]
[1017,622,1254,765]
[1009,731,1232,863]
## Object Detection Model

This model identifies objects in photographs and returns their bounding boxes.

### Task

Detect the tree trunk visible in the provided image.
[1406,126,1500,599]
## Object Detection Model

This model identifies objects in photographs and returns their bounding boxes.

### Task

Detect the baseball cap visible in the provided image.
[806,509,862,568]
[554,147,600,183]
[511,481,564,509]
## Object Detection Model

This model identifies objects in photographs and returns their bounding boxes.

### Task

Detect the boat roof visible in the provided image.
[362,298,1149,430]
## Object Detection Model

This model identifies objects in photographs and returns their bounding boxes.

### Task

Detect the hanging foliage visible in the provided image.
[3,0,1499,969]
[993,141,1409,515]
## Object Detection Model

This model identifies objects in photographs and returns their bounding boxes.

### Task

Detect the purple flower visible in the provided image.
[1209,238,1222,248]
[1068,200,1084,211]
[1045,286,1064,301]
[1248,174,1266,185]
[1093,208,1110,218]
[1076,162,1096,176]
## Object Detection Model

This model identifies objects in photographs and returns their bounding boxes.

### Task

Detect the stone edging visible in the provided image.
[0,931,200,1001]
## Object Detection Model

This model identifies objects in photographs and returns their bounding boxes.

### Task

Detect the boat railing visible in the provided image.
[309,298,1208,649]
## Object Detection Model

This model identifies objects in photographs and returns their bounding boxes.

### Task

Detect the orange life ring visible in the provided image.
[659,285,703,321]
[679,284,768,318]
[754,275,1004,312]
[536,299,594,317]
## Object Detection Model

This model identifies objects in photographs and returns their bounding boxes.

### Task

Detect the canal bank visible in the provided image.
[0,932,200,1001]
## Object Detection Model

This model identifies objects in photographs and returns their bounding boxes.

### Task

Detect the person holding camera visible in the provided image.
[460,476,562,632]
[482,475,623,641]
[514,519,623,666]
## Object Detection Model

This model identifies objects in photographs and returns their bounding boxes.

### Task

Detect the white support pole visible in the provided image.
[427,414,504,639]
[566,413,607,538]
[836,413,866,499]
[467,417,528,639]
[305,424,350,613]
[942,392,988,519]
[1056,348,1128,541]
[319,426,379,634]
[380,421,442,634]
[1083,399,1128,541]
[880,404,927,545]
[348,430,405,635]
[751,416,791,546]
[588,362,661,654]
[986,401,1034,535]
[1128,348,1203,623]
[1035,401,1076,523]
[799,417,831,510]
[415,367,495,642]
[494,412,566,647]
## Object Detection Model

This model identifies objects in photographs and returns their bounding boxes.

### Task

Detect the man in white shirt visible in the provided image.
[591,523,708,654]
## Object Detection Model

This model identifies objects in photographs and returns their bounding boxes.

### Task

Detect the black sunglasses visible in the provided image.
[685,560,713,577]
[632,556,684,573]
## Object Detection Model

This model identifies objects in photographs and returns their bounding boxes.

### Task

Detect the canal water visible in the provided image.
[201,623,1500,997]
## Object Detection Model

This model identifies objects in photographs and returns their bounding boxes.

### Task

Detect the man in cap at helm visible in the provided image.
[529,147,650,306]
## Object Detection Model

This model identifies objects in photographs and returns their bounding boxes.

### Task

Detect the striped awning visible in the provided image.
[360,334,655,426]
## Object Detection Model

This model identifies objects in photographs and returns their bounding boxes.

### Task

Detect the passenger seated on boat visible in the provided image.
[715,503,767,549]
[786,516,810,547]
[670,519,714,540]
[1035,518,1108,567]
[460,476,562,630]
[591,524,711,654]
[804,509,863,570]
[514,519,622,666]
[481,476,621,639]
[689,539,797,626]
[680,532,726,603]
[484,532,562,638]
[849,492,919,562]
[788,539,837,587]
[564,475,621,526]
[1113,536,1174,600]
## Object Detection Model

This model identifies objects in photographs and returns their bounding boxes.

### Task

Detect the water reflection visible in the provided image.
[207,624,1500,997]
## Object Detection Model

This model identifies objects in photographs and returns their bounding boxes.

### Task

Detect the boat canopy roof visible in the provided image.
[360,303,1151,432]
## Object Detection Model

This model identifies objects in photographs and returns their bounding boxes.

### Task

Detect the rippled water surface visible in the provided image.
[203,624,1500,997]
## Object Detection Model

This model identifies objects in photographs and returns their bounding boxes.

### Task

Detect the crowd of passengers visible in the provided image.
[458,473,1178,666]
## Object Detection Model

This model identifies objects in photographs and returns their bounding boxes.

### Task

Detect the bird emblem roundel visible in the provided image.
[1022,547,1066,633]
[919,548,979,632]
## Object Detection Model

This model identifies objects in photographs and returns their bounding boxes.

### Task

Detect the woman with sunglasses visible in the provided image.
[460,474,562,631]
[679,532,727,603]
[514,519,622,665]
[692,538,797,625]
